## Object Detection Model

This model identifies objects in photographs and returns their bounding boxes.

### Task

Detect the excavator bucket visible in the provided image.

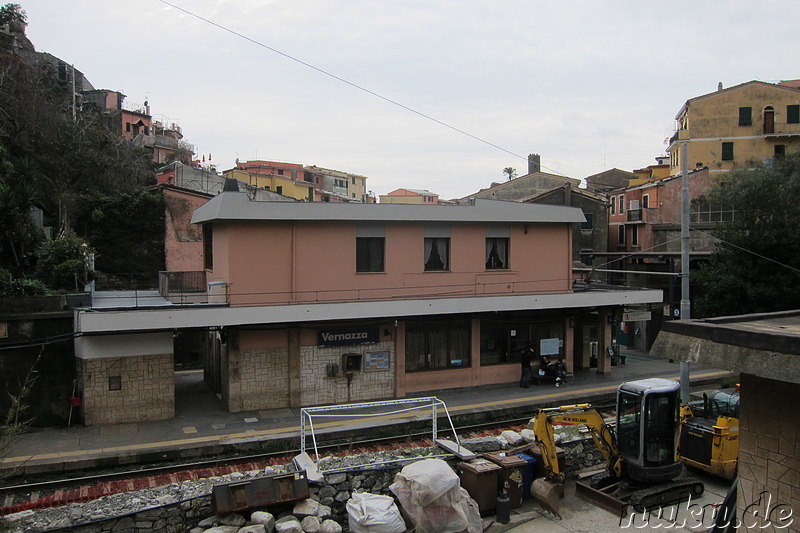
[531,478,563,518]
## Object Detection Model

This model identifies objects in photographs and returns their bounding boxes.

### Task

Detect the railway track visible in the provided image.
[1,413,556,516]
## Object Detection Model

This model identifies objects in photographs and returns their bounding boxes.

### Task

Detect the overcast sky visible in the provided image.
[22,1,799,200]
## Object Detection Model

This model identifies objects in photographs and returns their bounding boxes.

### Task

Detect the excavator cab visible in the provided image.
[616,378,683,484]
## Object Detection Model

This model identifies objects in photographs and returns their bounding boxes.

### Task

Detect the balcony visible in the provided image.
[626,208,650,223]
[158,271,217,304]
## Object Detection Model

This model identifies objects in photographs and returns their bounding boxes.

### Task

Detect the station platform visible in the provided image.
[0,350,733,478]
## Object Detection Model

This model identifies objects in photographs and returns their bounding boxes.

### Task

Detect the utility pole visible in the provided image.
[680,141,691,404]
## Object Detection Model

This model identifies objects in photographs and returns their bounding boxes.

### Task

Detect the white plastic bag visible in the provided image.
[389,458,481,533]
[346,492,406,533]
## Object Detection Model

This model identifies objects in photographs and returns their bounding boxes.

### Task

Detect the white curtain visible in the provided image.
[495,238,507,268]
[424,238,433,265]
[435,238,448,269]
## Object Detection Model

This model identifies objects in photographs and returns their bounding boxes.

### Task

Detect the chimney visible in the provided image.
[223,177,240,192]
[718,82,723,91]
[528,153,541,174]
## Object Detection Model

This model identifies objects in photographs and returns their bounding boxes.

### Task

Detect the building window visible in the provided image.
[485,237,509,269]
[722,142,734,161]
[108,376,122,391]
[424,238,449,271]
[738,106,752,126]
[610,197,616,215]
[619,195,625,213]
[126,122,131,132]
[788,105,800,124]
[631,225,639,247]
[276,186,283,195]
[356,237,384,273]
[642,194,649,209]
[580,249,594,266]
[277,169,284,175]
[406,319,470,371]
[775,145,786,158]
[618,225,625,245]
[351,177,356,185]
[580,212,594,230]
[479,319,563,366]
[203,224,213,270]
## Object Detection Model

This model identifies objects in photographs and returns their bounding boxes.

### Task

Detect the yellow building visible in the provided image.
[224,169,315,201]
[667,80,800,176]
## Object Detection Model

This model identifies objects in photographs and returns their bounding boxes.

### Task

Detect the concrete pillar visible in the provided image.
[288,328,301,407]
[471,318,481,385]
[394,320,406,398]
[564,318,574,373]
[597,309,613,374]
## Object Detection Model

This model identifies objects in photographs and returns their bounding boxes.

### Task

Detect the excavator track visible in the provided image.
[629,477,705,512]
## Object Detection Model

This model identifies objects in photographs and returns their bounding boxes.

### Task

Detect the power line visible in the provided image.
[157,1,570,178]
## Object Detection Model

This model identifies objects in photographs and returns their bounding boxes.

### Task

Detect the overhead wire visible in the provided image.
[157,0,570,177]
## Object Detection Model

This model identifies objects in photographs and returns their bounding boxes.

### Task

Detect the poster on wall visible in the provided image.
[364,351,390,371]
[540,338,561,356]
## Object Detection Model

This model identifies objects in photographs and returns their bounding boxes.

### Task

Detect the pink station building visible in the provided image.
[73,189,661,425]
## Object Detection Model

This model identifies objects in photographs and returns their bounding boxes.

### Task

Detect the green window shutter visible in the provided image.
[788,105,800,124]
[738,107,752,126]
[722,142,734,161]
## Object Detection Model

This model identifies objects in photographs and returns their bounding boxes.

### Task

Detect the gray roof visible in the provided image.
[191,192,586,225]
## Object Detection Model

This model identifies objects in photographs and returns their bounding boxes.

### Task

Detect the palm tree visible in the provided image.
[503,167,517,181]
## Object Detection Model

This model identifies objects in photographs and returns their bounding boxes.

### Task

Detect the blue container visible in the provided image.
[516,453,538,500]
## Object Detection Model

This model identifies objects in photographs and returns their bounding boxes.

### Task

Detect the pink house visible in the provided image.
[72,191,661,424]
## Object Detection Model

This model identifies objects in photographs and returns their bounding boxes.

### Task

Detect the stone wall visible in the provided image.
[228,347,291,412]
[80,353,174,425]
[737,373,799,532]
[301,342,395,406]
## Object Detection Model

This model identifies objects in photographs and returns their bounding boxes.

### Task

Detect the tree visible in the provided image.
[0,346,40,480]
[503,167,517,181]
[0,3,26,28]
[694,153,800,317]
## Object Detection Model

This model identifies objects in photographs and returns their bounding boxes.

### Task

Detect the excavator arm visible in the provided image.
[531,403,621,480]
[529,403,621,517]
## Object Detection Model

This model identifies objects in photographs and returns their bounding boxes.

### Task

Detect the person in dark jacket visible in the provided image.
[519,345,534,388]
[553,358,567,387]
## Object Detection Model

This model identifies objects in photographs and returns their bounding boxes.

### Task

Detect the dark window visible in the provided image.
[642,195,649,209]
[610,197,616,215]
[406,319,470,370]
[631,225,639,246]
[126,122,131,132]
[485,238,509,269]
[580,213,594,230]
[424,238,449,271]
[580,250,594,266]
[738,106,752,126]
[108,376,121,391]
[277,169,284,175]
[619,195,625,213]
[352,177,356,185]
[788,105,800,124]
[775,145,786,158]
[356,237,384,273]
[276,186,283,195]
[618,225,625,245]
[203,224,213,270]
[722,142,734,161]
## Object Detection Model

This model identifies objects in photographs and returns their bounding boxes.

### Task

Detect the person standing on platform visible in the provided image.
[519,345,534,388]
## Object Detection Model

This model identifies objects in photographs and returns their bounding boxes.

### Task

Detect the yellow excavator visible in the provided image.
[530,378,704,517]
[679,385,739,481]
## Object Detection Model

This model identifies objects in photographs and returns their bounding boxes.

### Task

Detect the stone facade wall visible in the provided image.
[228,347,291,412]
[301,342,395,406]
[80,353,174,426]
[737,373,799,532]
